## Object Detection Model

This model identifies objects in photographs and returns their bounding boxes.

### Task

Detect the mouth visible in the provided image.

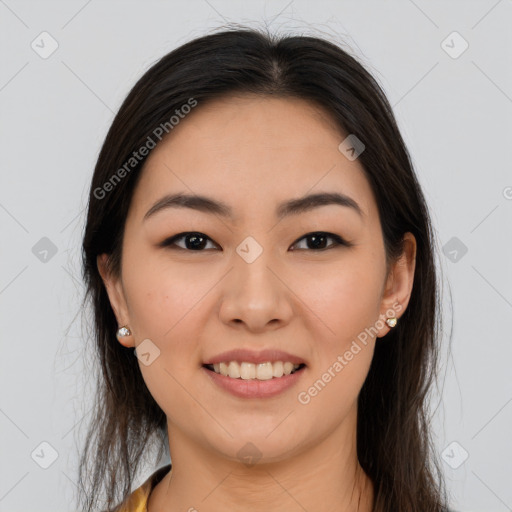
[201,360,307,399]
[202,361,307,380]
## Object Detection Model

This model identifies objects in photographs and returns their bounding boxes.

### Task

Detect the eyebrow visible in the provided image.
[143,191,364,222]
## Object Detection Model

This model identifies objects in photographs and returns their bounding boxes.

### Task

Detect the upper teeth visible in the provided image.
[212,361,302,380]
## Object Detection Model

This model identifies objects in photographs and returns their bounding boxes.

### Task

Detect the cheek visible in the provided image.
[292,256,383,410]
[121,246,218,339]
[119,255,210,423]
[296,255,384,344]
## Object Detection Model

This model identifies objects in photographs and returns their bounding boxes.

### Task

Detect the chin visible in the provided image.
[205,431,304,466]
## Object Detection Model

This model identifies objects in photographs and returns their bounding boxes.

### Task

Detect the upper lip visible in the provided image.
[203,349,307,366]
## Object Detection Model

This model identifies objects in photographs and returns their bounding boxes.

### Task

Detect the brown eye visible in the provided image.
[160,232,218,251]
[290,232,350,251]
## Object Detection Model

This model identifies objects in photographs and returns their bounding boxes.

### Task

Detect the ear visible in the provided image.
[376,232,417,338]
[97,253,134,348]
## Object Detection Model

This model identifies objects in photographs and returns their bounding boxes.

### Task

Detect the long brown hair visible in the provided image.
[78,26,450,511]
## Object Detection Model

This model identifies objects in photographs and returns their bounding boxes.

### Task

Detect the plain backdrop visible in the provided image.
[0,1,511,511]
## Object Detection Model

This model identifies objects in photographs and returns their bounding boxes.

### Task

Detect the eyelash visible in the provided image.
[159,231,352,252]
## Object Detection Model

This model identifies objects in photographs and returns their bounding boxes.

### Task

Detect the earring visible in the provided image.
[385,317,397,328]
[116,325,132,341]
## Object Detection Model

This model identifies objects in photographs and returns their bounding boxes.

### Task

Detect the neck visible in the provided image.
[148,413,374,512]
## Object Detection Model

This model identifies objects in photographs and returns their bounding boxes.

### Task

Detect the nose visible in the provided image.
[218,247,294,333]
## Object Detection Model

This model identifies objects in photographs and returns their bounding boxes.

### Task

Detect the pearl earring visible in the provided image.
[116,325,132,341]
[385,317,397,328]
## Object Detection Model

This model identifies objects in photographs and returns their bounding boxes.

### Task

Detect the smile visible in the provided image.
[204,361,306,380]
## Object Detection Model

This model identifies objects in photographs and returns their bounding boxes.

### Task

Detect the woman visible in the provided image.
[78,27,450,512]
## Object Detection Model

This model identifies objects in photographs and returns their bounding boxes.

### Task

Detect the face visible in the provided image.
[99,95,415,465]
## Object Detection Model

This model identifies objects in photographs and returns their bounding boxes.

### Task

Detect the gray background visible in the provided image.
[1,1,511,511]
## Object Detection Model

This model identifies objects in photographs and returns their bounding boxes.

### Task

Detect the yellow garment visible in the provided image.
[113,464,172,512]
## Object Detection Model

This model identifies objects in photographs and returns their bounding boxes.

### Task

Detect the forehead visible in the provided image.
[129,95,378,224]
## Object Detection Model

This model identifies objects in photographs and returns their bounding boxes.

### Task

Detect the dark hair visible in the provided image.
[78,26,450,512]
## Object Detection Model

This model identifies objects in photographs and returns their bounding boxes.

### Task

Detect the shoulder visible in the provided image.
[111,463,172,512]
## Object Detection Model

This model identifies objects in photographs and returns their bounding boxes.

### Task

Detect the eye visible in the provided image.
[159,232,219,251]
[159,231,351,252]
[290,232,350,251]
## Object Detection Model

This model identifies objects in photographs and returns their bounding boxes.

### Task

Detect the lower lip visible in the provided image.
[202,365,306,399]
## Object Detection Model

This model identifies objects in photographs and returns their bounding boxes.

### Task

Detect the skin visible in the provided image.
[98,95,416,512]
